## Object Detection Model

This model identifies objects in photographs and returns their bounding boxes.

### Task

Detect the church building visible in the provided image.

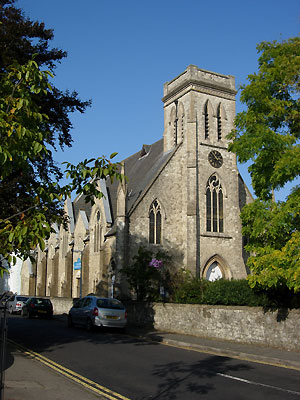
[21,65,252,299]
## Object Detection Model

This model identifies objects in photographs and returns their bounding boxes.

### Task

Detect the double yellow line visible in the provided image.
[8,339,131,400]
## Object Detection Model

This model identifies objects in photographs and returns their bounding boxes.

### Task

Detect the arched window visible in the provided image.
[206,175,224,233]
[217,103,226,141]
[217,105,222,141]
[178,102,185,143]
[94,210,102,252]
[149,200,161,244]
[204,101,209,139]
[206,262,223,281]
[170,107,177,147]
[204,100,213,140]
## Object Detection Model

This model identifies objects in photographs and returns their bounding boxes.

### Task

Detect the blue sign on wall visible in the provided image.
[74,257,81,270]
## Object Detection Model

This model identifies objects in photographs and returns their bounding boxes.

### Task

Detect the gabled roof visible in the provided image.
[125,139,174,213]
[70,139,175,235]
[106,139,175,219]
[73,192,92,223]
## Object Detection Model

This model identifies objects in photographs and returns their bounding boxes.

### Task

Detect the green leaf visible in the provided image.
[33,141,43,153]
[16,98,23,110]
[8,232,14,242]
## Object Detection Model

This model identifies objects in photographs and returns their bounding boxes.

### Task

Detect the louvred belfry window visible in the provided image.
[206,175,223,233]
[204,101,209,139]
[149,200,162,244]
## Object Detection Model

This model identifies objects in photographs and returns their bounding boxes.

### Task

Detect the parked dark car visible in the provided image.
[7,295,29,314]
[21,297,53,319]
[68,296,127,331]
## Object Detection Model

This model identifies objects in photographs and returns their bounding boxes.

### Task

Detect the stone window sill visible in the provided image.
[201,233,232,239]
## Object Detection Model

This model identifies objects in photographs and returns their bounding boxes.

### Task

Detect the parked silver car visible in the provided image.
[68,296,127,331]
[7,295,29,314]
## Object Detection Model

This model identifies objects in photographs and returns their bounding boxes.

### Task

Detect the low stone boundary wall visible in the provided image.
[125,302,300,351]
[48,297,300,351]
[50,297,73,315]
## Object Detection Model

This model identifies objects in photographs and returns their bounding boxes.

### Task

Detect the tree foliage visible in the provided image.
[0,0,90,151]
[121,246,171,301]
[228,37,300,199]
[0,1,123,270]
[228,37,300,292]
[0,58,123,268]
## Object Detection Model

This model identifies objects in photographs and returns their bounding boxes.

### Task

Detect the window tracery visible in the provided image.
[94,210,102,252]
[206,175,224,233]
[149,200,161,244]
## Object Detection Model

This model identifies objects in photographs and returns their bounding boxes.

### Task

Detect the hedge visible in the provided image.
[170,278,300,309]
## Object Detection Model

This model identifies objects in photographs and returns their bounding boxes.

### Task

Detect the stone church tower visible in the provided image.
[165,65,249,279]
[21,65,252,298]
[126,65,251,281]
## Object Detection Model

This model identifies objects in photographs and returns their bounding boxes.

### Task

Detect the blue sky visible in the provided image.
[17,0,300,200]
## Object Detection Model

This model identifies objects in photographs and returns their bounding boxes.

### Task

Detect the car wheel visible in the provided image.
[86,318,93,332]
[67,315,73,328]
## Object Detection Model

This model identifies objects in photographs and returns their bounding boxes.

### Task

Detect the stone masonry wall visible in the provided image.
[129,145,187,268]
[49,297,300,351]
[50,297,74,315]
[125,302,300,351]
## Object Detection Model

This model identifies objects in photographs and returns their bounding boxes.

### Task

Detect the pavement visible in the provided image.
[3,315,300,400]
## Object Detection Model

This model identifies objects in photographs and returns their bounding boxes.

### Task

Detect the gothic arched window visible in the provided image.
[206,175,224,233]
[204,101,209,139]
[170,107,177,147]
[204,100,213,140]
[149,200,161,244]
[94,210,102,252]
[217,105,222,141]
[178,102,185,143]
[217,103,226,141]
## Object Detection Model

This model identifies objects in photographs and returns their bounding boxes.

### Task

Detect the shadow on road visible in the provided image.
[7,313,254,399]
[139,356,251,399]
[7,313,159,351]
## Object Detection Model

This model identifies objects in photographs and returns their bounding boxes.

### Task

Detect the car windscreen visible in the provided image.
[36,299,51,306]
[16,297,28,302]
[96,298,124,310]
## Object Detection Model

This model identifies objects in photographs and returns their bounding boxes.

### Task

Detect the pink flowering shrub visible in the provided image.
[121,246,170,301]
[149,258,163,269]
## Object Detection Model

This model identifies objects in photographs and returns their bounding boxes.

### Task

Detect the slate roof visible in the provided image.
[71,138,175,233]
[106,138,175,222]
[72,192,93,224]
[125,139,174,213]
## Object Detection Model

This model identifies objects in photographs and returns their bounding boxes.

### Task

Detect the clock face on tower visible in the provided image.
[208,150,223,168]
